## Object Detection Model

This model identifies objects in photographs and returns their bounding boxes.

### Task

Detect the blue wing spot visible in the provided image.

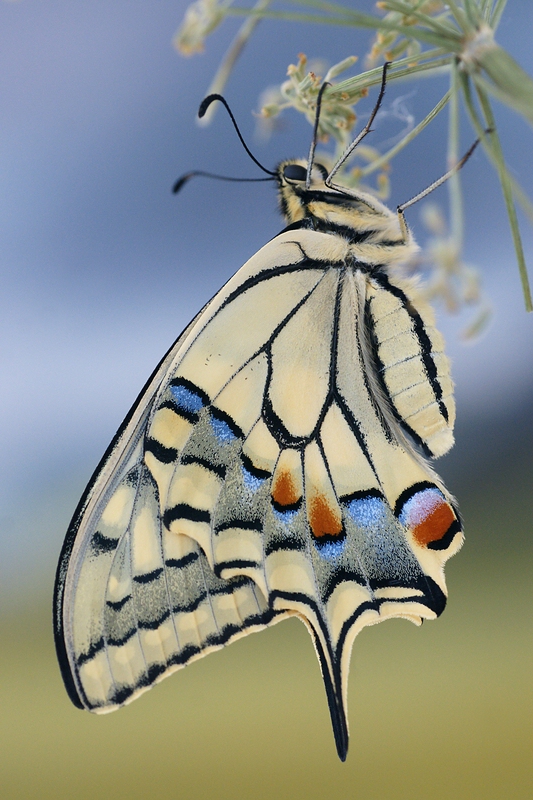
[273,508,298,523]
[242,466,265,492]
[346,496,388,528]
[314,539,345,560]
[345,494,410,567]
[170,384,205,414]
[398,487,445,528]
[210,415,237,443]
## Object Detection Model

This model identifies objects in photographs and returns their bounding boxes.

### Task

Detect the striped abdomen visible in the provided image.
[365,271,455,458]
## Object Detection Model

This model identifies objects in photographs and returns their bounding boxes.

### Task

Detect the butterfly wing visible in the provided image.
[54,228,462,760]
[54,232,329,710]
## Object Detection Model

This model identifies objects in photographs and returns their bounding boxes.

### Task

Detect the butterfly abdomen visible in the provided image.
[365,272,455,458]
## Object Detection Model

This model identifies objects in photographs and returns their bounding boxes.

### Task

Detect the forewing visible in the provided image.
[54,233,329,712]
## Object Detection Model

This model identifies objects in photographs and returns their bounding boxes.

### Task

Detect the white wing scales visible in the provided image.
[55,228,462,760]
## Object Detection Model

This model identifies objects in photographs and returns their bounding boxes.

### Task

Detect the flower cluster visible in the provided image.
[172,0,533,312]
[368,1,447,66]
[258,53,361,144]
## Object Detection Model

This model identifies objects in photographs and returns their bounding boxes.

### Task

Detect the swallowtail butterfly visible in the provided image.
[54,65,466,760]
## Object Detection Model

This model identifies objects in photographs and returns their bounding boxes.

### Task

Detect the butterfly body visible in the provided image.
[55,157,462,761]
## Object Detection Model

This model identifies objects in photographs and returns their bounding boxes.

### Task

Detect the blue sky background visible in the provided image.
[1,0,532,591]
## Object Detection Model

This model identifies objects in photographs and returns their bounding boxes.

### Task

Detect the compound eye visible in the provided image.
[283,164,307,182]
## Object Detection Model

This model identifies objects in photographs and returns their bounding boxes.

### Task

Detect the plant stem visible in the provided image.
[448,61,463,247]
[460,71,532,311]
[227,6,462,49]
[472,43,533,127]
[201,0,272,124]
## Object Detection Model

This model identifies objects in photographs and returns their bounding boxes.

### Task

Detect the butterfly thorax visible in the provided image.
[277,159,418,269]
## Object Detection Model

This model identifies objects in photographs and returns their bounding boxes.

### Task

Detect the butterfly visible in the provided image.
[54,65,466,761]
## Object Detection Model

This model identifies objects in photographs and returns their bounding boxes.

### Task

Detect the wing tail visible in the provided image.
[313,631,349,761]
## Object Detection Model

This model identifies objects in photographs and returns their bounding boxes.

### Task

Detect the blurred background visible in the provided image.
[1,1,532,798]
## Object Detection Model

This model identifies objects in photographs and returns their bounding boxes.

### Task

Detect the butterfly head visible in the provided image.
[276,158,331,223]
[275,158,390,230]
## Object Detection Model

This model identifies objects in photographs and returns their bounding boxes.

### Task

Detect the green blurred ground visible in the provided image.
[1,459,532,800]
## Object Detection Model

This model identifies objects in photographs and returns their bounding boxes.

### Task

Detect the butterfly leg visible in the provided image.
[396,132,490,240]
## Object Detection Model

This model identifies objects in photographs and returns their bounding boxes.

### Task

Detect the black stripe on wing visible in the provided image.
[163,504,211,528]
[180,454,227,480]
[133,568,164,585]
[106,595,131,612]
[215,518,263,534]
[103,605,277,710]
[144,438,177,464]
[165,551,199,570]
[53,307,212,710]
[91,531,119,555]
[168,378,210,423]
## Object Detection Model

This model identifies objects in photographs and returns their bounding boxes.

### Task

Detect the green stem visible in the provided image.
[490,0,508,29]
[201,0,272,123]
[227,7,462,49]
[327,54,451,99]
[471,43,533,127]
[475,84,532,311]
[463,0,483,26]
[368,0,459,38]
[460,71,532,311]
[445,0,470,31]
[448,61,463,247]
[479,0,493,21]
[289,0,372,17]
[507,180,533,227]
[458,77,533,224]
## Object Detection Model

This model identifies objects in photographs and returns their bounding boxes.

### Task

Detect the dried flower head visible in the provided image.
[174,0,233,56]
[410,203,491,340]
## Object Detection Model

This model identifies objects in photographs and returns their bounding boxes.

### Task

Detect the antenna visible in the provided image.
[199,94,276,177]
[306,81,331,189]
[326,62,391,189]
[173,94,277,194]
[396,132,490,240]
[173,171,274,194]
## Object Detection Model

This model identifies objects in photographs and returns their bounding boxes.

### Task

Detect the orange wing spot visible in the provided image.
[272,470,301,508]
[309,494,343,539]
[412,502,455,547]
